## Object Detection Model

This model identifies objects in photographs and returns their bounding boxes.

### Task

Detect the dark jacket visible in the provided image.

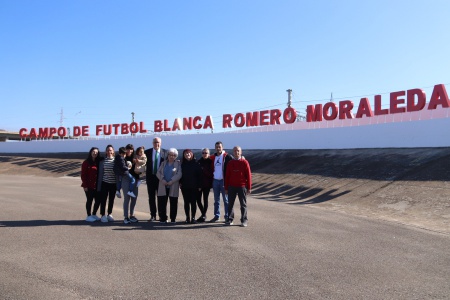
[180,159,201,189]
[197,157,213,189]
[144,148,167,177]
[113,154,129,176]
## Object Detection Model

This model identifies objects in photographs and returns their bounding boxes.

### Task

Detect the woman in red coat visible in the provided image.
[81,147,101,222]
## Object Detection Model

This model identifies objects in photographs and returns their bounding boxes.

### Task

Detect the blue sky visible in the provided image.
[1,0,449,134]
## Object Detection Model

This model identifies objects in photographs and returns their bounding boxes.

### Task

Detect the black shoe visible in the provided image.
[148,216,156,222]
[191,218,198,224]
[196,216,205,223]
[209,216,220,223]
[185,218,190,224]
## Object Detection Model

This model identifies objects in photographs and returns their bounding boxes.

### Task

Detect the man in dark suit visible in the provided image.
[144,137,167,221]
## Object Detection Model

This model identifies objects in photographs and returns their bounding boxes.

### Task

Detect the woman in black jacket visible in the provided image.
[196,148,213,222]
[180,149,201,224]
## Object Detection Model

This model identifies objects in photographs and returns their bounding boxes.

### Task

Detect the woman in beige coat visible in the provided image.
[156,148,182,223]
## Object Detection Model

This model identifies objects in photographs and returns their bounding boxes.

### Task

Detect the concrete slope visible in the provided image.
[0,147,449,233]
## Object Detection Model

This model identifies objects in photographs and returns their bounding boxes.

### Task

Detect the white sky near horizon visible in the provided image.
[1,0,449,134]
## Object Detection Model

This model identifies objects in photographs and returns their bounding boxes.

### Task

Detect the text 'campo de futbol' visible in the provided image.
[19,83,449,139]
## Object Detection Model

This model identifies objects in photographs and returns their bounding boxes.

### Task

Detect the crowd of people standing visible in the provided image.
[80,138,252,227]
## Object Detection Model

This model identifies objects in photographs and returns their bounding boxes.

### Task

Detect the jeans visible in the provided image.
[116,173,136,193]
[213,179,228,219]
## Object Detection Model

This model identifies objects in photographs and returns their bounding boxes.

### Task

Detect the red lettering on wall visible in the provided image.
[355,98,373,118]
[323,103,338,121]
[19,128,27,138]
[82,126,89,136]
[269,109,282,125]
[223,114,232,128]
[96,125,102,135]
[374,95,388,115]
[183,117,193,130]
[73,126,81,137]
[163,120,171,131]
[339,101,353,120]
[407,89,426,112]
[234,113,245,127]
[193,116,202,129]
[57,127,67,137]
[49,128,57,138]
[39,128,49,138]
[283,107,297,123]
[130,122,138,134]
[246,112,259,127]
[306,104,322,122]
[172,119,181,131]
[260,110,269,126]
[121,123,129,135]
[428,84,450,109]
[390,91,406,114]
[203,115,213,129]
[154,121,162,132]
[139,122,147,133]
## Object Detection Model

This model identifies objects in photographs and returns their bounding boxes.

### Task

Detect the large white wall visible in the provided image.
[1,117,449,153]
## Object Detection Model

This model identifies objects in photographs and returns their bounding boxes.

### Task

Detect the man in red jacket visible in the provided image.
[224,146,252,227]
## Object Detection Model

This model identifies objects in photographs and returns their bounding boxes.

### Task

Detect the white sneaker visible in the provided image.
[127,191,136,198]
[85,215,96,222]
[92,215,100,221]
[115,191,122,198]
[107,214,115,222]
[101,215,108,223]
[136,180,141,187]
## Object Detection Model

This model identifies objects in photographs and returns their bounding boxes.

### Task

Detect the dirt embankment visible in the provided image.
[1,148,449,233]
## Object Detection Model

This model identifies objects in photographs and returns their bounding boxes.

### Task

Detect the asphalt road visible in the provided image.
[0,175,449,300]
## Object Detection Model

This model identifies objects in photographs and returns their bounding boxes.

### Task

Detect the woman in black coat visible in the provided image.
[196,148,213,223]
[180,149,201,224]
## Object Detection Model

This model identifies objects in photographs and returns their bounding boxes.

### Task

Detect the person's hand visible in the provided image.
[225,190,228,195]
[248,189,251,194]
[83,188,88,192]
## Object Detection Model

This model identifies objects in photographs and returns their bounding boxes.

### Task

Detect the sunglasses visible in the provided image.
[202,152,208,154]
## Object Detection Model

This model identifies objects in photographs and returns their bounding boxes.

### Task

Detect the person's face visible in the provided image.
[126,149,133,157]
[91,149,98,159]
[106,147,114,158]
[137,149,144,156]
[184,152,192,161]
[153,138,161,151]
[202,150,210,158]
[168,152,176,162]
[233,147,241,159]
[215,143,223,154]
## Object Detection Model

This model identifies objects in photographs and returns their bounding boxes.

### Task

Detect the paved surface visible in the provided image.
[0,175,449,299]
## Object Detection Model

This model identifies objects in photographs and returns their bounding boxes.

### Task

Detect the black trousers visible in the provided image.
[84,188,98,216]
[181,188,197,220]
[227,186,248,222]
[158,188,178,222]
[196,188,210,217]
[146,174,159,218]
[100,181,116,216]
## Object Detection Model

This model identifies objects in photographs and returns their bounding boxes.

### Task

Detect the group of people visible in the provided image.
[80,138,252,227]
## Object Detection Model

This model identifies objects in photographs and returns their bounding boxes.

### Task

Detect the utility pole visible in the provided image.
[286,89,292,107]
[57,108,67,139]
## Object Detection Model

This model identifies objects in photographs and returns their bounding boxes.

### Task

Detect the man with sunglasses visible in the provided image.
[144,137,167,221]
[208,141,233,223]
